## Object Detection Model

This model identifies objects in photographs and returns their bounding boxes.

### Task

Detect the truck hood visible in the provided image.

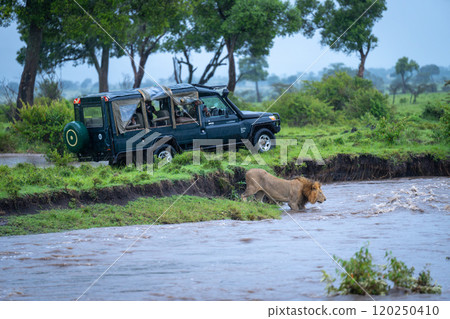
[240,111,271,119]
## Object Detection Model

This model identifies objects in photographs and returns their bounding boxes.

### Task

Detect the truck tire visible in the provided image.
[154,144,176,162]
[63,121,89,153]
[253,128,275,152]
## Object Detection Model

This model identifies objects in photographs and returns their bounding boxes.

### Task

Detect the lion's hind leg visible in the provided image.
[254,191,266,203]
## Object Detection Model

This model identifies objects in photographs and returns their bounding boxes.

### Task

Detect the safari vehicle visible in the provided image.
[63,83,280,164]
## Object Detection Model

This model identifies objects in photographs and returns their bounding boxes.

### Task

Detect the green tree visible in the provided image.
[419,64,440,83]
[388,79,402,104]
[196,0,302,92]
[238,56,269,102]
[0,0,62,115]
[299,0,387,78]
[395,56,419,93]
[57,0,129,92]
[164,11,228,85]
[125,0,185,88]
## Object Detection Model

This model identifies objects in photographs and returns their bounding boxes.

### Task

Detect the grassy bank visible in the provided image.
[0,195,280,236]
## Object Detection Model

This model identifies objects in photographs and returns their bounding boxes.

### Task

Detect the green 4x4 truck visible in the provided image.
[63,83,280,165]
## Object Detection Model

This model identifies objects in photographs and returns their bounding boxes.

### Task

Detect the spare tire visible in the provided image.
[63,121,89,153]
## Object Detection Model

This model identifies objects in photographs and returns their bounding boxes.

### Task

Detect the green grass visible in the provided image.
[0,195,280,236]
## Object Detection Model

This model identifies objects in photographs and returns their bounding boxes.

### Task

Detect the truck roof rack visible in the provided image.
[192,84,227,90]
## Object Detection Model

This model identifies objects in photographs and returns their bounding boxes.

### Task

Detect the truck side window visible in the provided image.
[201,96,234,117]
[150,100,171,127]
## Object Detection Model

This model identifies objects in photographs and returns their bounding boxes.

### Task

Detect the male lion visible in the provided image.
[241,168,326,210]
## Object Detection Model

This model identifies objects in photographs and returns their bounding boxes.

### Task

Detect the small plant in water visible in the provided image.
[322,244,441,296]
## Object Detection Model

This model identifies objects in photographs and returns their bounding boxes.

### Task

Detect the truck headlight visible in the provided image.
[269,115,276,121]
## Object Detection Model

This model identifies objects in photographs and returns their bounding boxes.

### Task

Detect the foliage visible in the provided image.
[195,0,302,90]
[124,0,186,87]
[372,117,406,144]
[322,245,388,295]
[271,92,334,126]
[298,0,387,77]
[432,103,450,143]
[239,56,269,83]
[395,56,419,92]
[13,99,73,155]
[239,55,269,102]
[0,128,15,152]
[322,245,442,296]
[345,88,389,119]
[36,74,63,100]
[422,100,445,120]
[303,72,373,111]
[385,251,415,288]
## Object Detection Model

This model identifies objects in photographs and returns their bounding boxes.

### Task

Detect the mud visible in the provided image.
[0,154,448,215]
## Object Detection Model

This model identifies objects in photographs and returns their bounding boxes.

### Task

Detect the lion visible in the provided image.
[241,168,326,210]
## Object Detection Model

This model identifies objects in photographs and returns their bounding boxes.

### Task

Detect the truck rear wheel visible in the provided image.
[154,144,176,162]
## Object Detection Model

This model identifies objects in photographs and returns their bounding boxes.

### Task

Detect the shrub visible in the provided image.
[422,100,445,120]
[303,72,373,111]
[322,245,442,296]
[373,117,406,144]
[344,88,389,119]
[272,92,333,126]
[14,99,73,155]
[432,104,450,142]
[322,245,388,296]
[0,130,15,152]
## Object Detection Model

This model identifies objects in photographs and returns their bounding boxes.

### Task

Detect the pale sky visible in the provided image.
[0,0,449,84]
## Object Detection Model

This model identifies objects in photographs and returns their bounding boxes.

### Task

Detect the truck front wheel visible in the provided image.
[253,129,275,153]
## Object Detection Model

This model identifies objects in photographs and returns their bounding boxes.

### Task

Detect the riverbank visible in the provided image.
[0,154,448,216]
[0,196,280,236]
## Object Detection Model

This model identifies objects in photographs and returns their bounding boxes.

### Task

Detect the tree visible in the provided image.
[57,0,129,92]
[1,0,58,115]
[196,0,302,92]
[395,57,419,93]
[125,0,184,88]
[164,12,228,85]
[388,79,402,104]
[299,0,387,78]
[238,56,269,102]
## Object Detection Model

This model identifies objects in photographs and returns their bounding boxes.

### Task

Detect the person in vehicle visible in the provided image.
[196,100,210,117]
[146,101,156,125]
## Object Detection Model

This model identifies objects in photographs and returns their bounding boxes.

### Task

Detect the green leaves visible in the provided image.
[322,245,442,296]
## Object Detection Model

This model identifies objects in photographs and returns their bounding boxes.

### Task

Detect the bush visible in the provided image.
[422,100,445,120]
[0,129,15,152]
[344,88,389,119]
[14,100,73,155]
[432,104,450,142]
[322,245,388,296]
[373,117,406,144]
[303,72,373,111]
[272,92,333,126]
[322,245,442,296]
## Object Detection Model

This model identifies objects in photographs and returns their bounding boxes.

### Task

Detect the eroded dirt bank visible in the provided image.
[1,154,448,215]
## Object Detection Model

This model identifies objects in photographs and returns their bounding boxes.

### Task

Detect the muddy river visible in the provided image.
[1,177,449,301]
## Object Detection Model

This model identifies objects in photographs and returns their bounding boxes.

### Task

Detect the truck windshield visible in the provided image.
[83,105,103,128]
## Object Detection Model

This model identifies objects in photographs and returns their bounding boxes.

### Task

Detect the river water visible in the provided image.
[1,177,449,301]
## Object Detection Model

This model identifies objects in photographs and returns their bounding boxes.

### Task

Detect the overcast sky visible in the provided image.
[0,0,449,84]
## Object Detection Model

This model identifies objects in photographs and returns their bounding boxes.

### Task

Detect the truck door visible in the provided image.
[201,95,241,142]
